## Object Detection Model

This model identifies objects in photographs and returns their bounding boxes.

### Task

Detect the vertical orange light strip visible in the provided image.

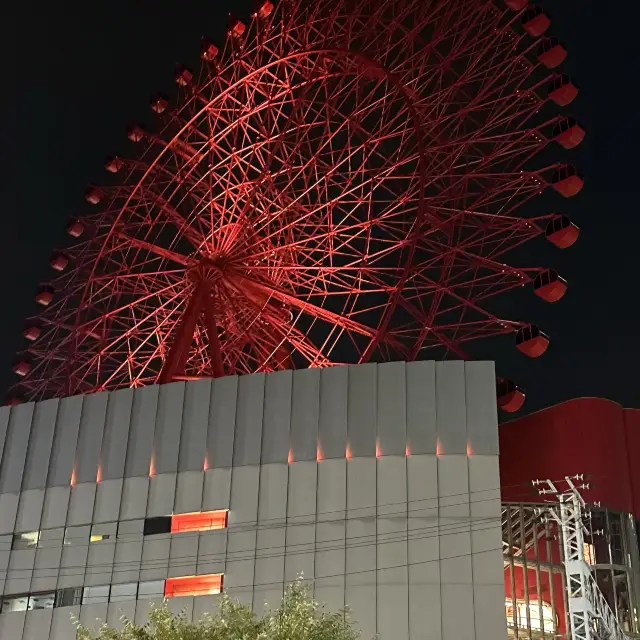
[316,445,323,461]
[376,440,382,458]
[288,449,294,464]
[405,443,411,457]
[96,464,102,483]
[149,455,156,478]
[436,439,443,456]
[345,444,352,460]
[70,466,77,487]
[466,442,474,456]
[203,455,209,472]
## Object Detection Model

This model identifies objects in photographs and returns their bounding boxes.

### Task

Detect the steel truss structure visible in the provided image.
[535,477,629,640]
[12,0,584,400]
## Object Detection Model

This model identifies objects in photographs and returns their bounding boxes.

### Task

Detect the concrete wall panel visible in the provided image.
[101,388,133,481]
[125,386,159,478]
[0,402,34,494]
[48,395,83,487]
[179,378,210,472]
[0,362,504,640]
[289,369,320,462]
[75,393,108,485]
[23,399,58,490]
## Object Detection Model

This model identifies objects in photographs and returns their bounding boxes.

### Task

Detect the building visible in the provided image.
[500,398,640,639]
[0,361,507,640]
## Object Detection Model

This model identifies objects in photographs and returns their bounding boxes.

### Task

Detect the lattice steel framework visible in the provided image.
[535,477,629,640]
[12,0,583,400]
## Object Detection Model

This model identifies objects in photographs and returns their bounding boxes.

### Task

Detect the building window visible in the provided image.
[1,595,29,613]
[82,585,110,605]
[171,511,228,534]
[55,587,83,608]
[90,522,117,543]
[165,574,224,598]
[64,525,90,546]
[138,581,165,600]
[143,516,171,536]
[12,531,40,550]
[505,598,557,633]
[110,583,138,603]
[28,593,55,610]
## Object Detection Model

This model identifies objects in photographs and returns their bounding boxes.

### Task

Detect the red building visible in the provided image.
[499,398,640,639]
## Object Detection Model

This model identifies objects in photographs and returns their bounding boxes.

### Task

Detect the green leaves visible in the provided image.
[74,578,360,640]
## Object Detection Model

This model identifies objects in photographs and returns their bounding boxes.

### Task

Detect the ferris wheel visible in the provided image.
[11,0,584,411]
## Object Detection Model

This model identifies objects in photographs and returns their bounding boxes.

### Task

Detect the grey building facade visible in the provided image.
[0,361,506,640]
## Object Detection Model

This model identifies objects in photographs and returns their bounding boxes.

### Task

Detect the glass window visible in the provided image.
[12,531,40,550]
[38,528,64,549]
[138,580,165,600]
[55,587,83,608]
[28,592,55,610]
[64,525,90,546]
[165,574,223,598]
[143,517,171,536]
[1,594,29,613]
[82,585,110,605]
[109,583,138,603]
[171,511,228,534]
[90,522,117,543]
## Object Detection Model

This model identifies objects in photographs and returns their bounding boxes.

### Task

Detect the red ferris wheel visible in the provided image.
[11,0,584,409]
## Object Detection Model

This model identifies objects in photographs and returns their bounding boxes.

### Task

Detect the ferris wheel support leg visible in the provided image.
[159,282,208,384]
[203,295,225,379]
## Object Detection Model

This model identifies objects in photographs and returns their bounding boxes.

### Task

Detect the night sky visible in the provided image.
[1,0,637,414]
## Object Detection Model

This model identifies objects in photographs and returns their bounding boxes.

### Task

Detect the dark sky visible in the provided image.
[0,0,636,414]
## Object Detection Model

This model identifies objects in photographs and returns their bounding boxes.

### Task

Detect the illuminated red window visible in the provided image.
[170,510,228,534]
[165,574,223,598]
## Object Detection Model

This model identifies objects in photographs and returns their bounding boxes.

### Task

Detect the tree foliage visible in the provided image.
[75,579,360,640]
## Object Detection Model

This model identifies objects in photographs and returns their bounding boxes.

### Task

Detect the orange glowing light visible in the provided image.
[466,443,474,456]
[96,464,102,483]
[203,455,209,471]
[436,440,443,456]
[288,449,294,464]
[376,441,382,458]
[171,510,228,534]
[70,467,77,486]
[405,444,411,457]
[345,444,352,459]
[149,456,156,478]
[165,573,223,598]
[316,445,323,461]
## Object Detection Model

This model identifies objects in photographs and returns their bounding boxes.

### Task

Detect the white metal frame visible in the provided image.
[533,475,628,640]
